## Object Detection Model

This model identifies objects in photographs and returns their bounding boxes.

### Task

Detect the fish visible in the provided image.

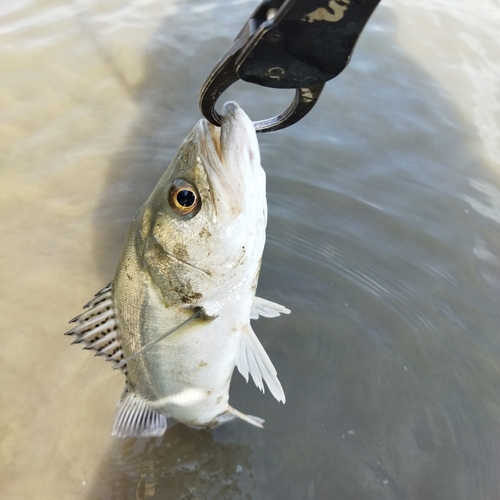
[65,101,290,438]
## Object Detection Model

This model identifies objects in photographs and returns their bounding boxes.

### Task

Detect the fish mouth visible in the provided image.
[199,102,260,222]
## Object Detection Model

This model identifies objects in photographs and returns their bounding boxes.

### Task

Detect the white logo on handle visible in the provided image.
[304,0,351,23]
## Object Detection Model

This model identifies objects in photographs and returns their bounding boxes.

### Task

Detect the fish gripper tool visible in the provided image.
[199,0,381,132]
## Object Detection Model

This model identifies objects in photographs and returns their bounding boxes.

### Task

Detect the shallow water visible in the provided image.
[2,0,500,498]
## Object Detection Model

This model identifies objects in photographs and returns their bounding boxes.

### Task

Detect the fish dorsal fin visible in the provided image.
[236,323,286,403]
[112,384,167,438]
[65,283,127,374]
[251,297,290,320]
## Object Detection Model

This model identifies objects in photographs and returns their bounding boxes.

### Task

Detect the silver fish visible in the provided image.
[66,102,290,438]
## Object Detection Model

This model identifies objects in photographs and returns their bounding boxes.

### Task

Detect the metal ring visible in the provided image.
[200,82,324,133]
[252,84,324,132]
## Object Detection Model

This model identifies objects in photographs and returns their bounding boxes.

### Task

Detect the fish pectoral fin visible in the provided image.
[112,384,167,438]
[250,297,291,320]
[113,307,211,371]
[236,323,286,403]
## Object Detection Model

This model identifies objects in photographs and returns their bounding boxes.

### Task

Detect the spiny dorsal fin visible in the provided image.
[112,384,167,438]
[251,297,290,320]
[236,323,286,403]
[65,283,127,374]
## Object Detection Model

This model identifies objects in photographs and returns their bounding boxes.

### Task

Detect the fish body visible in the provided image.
[66,102,289,437]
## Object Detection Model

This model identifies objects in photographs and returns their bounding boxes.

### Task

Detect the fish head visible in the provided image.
[135,102,266,307]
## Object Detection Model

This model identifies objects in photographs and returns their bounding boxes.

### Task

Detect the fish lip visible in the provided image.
[201,100,251,161]
[198,101,261,223]
[203,101,244,163]
[209,121,222,161]
[220,101,240,122]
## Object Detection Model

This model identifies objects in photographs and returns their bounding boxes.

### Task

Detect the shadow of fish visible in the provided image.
[65,102,289,438]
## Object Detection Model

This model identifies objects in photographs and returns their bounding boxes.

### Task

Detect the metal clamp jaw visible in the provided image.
[199,0,381,133]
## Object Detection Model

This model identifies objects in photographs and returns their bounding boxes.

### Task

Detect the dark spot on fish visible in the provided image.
[179,292,203,304]
[236,247,247,266]
[173,242,189,261]
[147,241,204,304]
[199,227,212,239]
[216,396,223,404]
[198,361,207,368]
[127,273,132,280]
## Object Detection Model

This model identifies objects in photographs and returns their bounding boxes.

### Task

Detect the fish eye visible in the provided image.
[169,179,200,216]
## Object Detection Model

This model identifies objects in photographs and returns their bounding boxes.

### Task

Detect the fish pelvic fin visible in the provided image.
[65,283,127,374]
[225,406,265,428]
[112,384,167,438]
[236,323,286,404]
[250,297,290,320]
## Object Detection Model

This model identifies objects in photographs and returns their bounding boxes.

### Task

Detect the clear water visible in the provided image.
[2,0,500,498]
